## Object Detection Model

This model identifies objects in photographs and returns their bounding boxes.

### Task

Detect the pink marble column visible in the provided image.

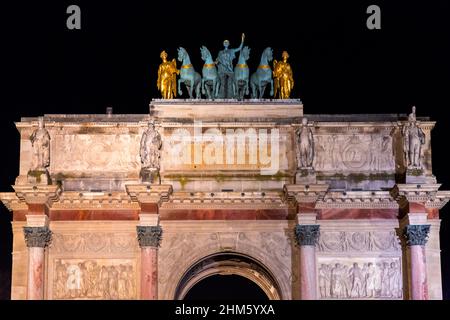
[23,226,52,300]
[295,224,320,300]
[137,225,162,300]
[404,224,430,300]
[140,247,158,299]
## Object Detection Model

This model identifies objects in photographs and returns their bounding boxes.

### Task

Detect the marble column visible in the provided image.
[295,224,320,300]
[23,226,52,300]
[404,224,430,300]
[137,225,162,300]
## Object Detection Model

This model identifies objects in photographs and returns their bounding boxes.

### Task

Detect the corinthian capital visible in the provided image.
[23,226,52,248]
[136,225,163,248]
[403,224,430,246]
[295,224,320,246]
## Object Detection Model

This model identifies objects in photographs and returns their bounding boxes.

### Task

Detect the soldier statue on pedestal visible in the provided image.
[295,117,316,184]
[28,117,51,184]
[140,120,162,184]
[402,106,425,169]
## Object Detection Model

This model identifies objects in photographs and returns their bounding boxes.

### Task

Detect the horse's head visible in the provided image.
[177,47,187,62]
[263,47,273,62]
[241,46,250,61]
[200,46,211,62]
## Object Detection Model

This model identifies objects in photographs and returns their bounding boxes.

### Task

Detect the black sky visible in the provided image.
[1,0,450,300]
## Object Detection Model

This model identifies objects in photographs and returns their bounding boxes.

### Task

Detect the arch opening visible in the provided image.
[174,252,281,300]
[184,274,269,300]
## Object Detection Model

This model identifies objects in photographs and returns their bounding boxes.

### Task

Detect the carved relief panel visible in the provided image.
[317,230,403,300]
[52,259,136,300]
[317,257,402,299]
[48,231,139,300]
[51,134,141,173]
[313,134,395,173]
[318,231,401,253]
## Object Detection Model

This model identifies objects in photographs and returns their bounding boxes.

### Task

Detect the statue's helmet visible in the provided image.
[282,51,289,59]
[160,50,168,60]
[223,40,230,48]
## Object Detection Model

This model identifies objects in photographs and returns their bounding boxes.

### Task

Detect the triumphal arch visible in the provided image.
[1,42,450,299]
[1,98,449,300]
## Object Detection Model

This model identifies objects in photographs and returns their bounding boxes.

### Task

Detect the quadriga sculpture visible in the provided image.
[200,46,219,99]
[250,47,274,99]
[177,47,202,99]
[234,46,251,100]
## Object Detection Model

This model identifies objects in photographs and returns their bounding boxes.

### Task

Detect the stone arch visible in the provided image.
[174,252,281,300]
[158,231,294,300]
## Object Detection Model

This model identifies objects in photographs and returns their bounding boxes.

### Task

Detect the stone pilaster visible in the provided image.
[23,226,52,300]
[391,184,450,300]
[294,224,320,300]
[2,185,59,300]
[126,184,171,300]
[403,224,430,300]
[284,184,327,300]
[137,225,162,300]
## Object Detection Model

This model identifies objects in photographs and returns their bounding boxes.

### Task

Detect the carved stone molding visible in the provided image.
[283,184,329,204]
[317,191,398,209]
[391,184,441,207]
[136,225,163,248]
[295,224,320,246]
[51,192,140,210]
[126,184,172,204]
[23,226,52,248]
[403,224,430,246]
[0,193,27,211]
[426,191,450,209]
[13,185,61,206]
[51,232,138,254]
[317,231,401,253]
[162,191,286,210]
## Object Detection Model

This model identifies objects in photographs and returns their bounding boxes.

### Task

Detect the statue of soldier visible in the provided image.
[402,106,425,168]
[216,33,245,98]
[140,121,162,184]
[30,117,50,171]
[295,117,314,168]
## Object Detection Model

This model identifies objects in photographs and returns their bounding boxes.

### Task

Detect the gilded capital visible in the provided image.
[295,224,320,246]
[23,226,52,248]
[136,225,163,248]
[403,224,430,246]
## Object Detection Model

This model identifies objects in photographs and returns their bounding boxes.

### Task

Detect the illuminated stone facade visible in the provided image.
[1,100,449,300]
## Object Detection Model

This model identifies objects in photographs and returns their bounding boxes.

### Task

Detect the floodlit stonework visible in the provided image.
[1,99,449,300]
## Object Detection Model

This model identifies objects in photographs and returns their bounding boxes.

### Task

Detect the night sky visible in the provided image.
[1,1,450,299]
